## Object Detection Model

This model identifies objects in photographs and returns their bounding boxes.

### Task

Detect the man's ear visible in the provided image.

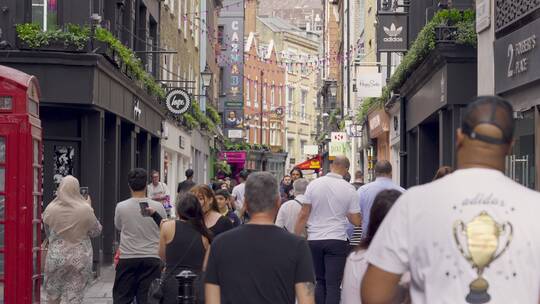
[456,128,465,150]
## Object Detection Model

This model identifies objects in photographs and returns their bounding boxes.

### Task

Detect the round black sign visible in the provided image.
[165,89,192,115]
[274,107,284,117]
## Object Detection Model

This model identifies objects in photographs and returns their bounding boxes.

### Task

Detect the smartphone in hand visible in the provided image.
[139,202,150,217]
[80,187,89,200]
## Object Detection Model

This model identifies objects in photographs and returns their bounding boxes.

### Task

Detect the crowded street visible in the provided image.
[1,0,540,303]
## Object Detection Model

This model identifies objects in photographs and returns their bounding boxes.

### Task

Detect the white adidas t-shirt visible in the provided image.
[366,168,540,304]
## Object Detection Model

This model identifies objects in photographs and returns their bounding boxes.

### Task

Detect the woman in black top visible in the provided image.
[190,185,234,236]
[159,194,212,304]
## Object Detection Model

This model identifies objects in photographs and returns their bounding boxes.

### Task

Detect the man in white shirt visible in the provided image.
[147,170,171,217]
[276,178,309,234]
[232,170,249,217]
[362,96,540,304]
[295,156,362,304]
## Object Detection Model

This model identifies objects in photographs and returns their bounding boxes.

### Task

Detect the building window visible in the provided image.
[262,84,267,107]
[254,82,259,108]
[246,80,251,106]
[218,25,225,48]
[287,87,294,119]
[270,82,275,109]
[301,90,307,121]
[301,140,307,156]
[32,0,58,31]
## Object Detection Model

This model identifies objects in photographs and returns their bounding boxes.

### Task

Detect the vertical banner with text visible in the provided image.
[219,0,245,139]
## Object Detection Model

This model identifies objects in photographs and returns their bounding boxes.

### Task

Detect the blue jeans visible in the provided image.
[308,240,349,304]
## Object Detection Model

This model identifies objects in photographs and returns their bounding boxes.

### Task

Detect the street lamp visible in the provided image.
[200,64,213,113]
[201,64,213,89]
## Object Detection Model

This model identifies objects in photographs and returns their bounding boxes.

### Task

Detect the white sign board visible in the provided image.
[356,71,383,98]
[303,145,319,155]
[329,142,351,157]
[331,132,348,142]
[227,129,243,139]
[476,0,490,33]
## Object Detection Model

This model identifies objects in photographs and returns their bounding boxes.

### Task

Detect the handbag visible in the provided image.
[148,223,199,304]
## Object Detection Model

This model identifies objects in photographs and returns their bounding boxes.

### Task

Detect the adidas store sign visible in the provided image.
[377,13,408,52]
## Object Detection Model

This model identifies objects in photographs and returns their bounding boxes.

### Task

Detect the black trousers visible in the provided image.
[308,239,349,304]
[113,257,162,304]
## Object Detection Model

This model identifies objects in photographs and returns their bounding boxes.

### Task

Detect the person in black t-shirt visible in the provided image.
[205,172,315,304]
[177,169,196,195]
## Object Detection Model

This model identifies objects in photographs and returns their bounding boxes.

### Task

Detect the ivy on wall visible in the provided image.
[355,9,476,123]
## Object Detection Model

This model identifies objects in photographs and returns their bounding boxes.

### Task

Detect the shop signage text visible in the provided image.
[165,88,192,115]
[376,13,408,52]
[357,72,383,98]
[495,18,540,94]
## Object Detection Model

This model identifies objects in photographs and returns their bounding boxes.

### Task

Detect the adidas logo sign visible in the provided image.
[383,23,403,42]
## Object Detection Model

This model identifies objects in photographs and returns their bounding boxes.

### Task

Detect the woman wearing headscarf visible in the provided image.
[42,176,102,304]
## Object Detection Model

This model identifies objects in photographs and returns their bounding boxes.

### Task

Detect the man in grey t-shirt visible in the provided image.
[113,168,166,304]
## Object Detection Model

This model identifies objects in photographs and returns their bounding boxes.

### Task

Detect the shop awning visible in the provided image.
[295,155,322,170]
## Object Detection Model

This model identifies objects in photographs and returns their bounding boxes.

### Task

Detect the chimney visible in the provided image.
[245,0,258,35]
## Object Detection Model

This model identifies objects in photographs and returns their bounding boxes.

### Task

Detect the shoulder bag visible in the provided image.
[148,222,199,304]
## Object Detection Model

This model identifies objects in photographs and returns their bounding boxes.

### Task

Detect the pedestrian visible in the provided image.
[205,172,316,304]
[433,165,453,181]
[215,189,241,227]
[42,176,102,304]
[275,178,309,234]
[190,185,234,236]
[357,160,404,238]
[280,175,294,202]
[294,156,362,304]
[343,172,352,183]
[158,193,212,304]
[177,169,196,196]
[351,170,364,190]
[290,167,304,181]
[232,169,250,219]
[113,168,167,304]
[361,96,540,303]
[341,189,406,304]
[147,170,171,217]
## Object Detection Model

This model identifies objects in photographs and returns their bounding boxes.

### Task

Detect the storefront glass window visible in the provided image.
[32,0,58,31]
[506,109,535,189]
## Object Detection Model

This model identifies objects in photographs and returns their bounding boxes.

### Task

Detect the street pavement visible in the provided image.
[83,266,115,304]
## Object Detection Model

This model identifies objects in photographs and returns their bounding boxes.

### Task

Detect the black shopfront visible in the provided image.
[398,43,477,187]
[0,0,164,271]
[493,0,540,191]
[0,52,164,269]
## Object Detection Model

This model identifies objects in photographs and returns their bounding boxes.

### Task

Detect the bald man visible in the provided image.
[295,156,362,304]
[362,96,540,304]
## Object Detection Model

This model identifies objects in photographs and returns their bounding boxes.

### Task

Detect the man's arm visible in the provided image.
[295,282,315,304]
[347,212,362,226]
[361,264,401,304]
[114,206,122,231]
[205,283,221,304]
[275,205,286,228]
[294,204,311,235]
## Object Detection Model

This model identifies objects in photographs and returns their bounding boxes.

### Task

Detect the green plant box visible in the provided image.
[17,37,88,53]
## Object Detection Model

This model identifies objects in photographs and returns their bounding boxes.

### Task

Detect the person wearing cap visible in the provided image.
[361,96,540,304]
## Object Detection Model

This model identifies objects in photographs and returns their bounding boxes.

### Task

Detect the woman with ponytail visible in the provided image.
[158,193,212,304]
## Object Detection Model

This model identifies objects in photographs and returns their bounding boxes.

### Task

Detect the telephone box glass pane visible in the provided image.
[0,97,12,111]
[0,138,4,163]
[33,140,39,165]
[0,168,4,192]
[0,281,3,303]
[0,196,4,220]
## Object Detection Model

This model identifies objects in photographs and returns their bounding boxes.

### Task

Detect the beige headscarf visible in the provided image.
[43,176,97,244]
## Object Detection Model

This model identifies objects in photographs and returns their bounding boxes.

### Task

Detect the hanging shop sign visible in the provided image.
[165,88,192,115]
[357,72,383,98]
[329,142,351,157]
[368,109,390,139]
[494,17,540,94]
[331,132,348,143]
[376,13,408,52]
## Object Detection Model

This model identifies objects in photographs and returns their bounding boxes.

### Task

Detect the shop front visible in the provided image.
[386,99,401,185]
[493,6,540,190]
[0,52,165,267]
[400,44,477,187]
[368,108,390,164]
[161,121,192,205]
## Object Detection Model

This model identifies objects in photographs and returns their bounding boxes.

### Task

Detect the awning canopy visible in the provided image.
[295,155,322,171]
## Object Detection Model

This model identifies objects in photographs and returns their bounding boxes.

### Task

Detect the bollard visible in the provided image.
[176,269,198,304]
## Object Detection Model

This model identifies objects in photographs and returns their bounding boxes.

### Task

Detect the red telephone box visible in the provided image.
[0,65,43,303]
